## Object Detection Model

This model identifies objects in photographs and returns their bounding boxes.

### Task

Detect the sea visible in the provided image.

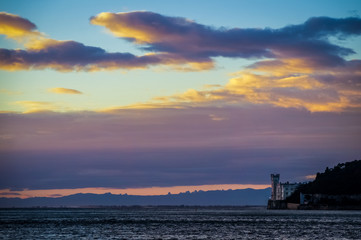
[1,207,361,239]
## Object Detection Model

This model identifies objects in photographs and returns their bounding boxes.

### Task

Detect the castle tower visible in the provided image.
[271,174,280,200]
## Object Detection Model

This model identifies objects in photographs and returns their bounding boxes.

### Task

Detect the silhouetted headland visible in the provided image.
[268,159,361,210]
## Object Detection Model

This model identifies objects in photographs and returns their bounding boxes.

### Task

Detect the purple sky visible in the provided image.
[1,106,360,192]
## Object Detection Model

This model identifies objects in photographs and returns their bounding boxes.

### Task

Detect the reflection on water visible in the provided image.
[1,207,361,239]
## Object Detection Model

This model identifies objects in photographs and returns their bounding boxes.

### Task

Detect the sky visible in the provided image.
[0,0,361,199]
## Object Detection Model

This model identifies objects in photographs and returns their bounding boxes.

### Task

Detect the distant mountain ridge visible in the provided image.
[0,188,271,208]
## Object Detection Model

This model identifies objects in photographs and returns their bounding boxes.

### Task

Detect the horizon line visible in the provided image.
[0,184,271,199]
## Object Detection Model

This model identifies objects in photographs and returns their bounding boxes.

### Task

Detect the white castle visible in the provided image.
[271,174,301,200]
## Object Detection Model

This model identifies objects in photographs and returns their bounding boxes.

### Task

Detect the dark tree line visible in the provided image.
[287,160,361,203]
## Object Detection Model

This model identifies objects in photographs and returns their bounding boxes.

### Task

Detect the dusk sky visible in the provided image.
[1,0,361,199]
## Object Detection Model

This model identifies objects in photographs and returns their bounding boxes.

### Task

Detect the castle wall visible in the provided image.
[270,174,301,201]
[270,174,280,200]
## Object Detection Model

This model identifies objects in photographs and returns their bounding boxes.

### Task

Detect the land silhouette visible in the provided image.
[3,160,360,208]
[282,159,361,209]
[0,188,270,208]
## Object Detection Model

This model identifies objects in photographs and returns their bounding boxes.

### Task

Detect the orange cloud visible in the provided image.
[137,57,361,112]
[90,11,160,43]
[0,12,41,40]
[90,11,202,45]
[152,88,225,104]
[0,184,270,199]
[223,59,361,112]
[13,101,55,113]
[305,175,316,180]
[13,101,70,113]
[48,87,83,95]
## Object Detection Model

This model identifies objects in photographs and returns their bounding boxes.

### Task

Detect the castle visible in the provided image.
[270,174,301,200]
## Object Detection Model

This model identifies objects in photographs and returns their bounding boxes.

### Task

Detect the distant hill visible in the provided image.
[287,159,361,203]
[0,188,271,208]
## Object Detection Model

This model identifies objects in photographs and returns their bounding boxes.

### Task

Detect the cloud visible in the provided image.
[147,55,361,112]
[152,88,224,104]
[92,12,361,112]
[0,12,41,40]
[13,101,61,113]
[0,12,212,71]
[48,88,83,95]
[0,39,213,72]
[1,12,360,72]
[0,40,164,71]
[1,12,361,112]
[0,108,360,189]
[224,60,361,112]
[3,107,360,152]
[305,175,316,180]
[91,12,361,67]
[0,184,270,198]
[0,192,21,196]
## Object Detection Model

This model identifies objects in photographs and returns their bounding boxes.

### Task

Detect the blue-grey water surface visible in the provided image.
[1,207,361,239]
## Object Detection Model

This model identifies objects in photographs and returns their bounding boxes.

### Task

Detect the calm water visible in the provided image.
[1,207,361,239]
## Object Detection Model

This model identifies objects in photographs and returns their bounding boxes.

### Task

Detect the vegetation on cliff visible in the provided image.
[287,160,361,203]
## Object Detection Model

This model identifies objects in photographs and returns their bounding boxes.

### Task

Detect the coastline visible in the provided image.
[267,199,361,210]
